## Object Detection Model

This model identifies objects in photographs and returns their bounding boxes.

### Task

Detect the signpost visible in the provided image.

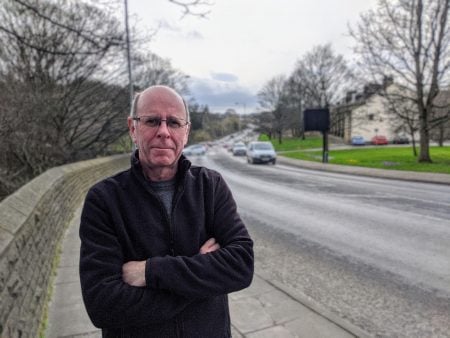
[303,108,330,163]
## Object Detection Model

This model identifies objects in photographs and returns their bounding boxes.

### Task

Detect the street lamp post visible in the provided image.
[235,102,246,131]
[124,0,133,108]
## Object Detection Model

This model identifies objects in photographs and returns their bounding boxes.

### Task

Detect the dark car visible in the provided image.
[392,135,409,144]
[371,135,388,145]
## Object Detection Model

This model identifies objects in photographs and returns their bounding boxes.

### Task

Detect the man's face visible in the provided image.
[128,87,190,172]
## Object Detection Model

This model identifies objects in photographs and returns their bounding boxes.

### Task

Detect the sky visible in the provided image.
[128,0,378,114]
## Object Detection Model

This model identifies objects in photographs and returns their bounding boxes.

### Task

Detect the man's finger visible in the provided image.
[200,238,220,254]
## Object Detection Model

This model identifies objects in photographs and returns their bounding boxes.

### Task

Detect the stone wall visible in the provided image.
[0,154,129,338]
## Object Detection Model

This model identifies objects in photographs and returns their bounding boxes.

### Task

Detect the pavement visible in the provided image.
[45,205,363,338]
[45,160,449,338]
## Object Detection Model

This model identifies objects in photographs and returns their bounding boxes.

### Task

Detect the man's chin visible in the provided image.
[151,157,176,167]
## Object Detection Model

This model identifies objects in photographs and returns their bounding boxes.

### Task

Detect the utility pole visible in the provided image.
[124,0,133,110]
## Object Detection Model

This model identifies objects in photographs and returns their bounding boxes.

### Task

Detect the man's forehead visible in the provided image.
[138,88,184,111]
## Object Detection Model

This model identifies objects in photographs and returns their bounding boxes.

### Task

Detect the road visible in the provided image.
[188,147,450,337]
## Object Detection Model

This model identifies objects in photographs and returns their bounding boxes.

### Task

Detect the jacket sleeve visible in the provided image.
[146,173,254,299]
[79,187,192,329]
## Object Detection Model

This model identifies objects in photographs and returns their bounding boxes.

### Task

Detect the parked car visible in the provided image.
[392,135,409,144]
[246,141,277,164]
[351,135,366,146]
[371,135,389,145]
[182,144,206,156]
[232,142,247,156]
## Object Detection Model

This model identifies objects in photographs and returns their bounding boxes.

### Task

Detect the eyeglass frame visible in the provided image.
[132,115,190,130]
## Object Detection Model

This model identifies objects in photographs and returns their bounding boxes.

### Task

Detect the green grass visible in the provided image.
[258,134,323,151]
[259,135,450,174]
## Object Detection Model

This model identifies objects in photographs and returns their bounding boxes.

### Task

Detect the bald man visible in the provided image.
[79,85,254,337]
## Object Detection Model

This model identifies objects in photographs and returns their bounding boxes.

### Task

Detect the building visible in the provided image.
[331,77,405,143]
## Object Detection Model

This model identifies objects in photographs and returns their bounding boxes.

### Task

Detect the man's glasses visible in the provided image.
[132,115,189,129]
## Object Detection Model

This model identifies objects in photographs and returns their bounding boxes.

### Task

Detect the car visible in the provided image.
[371,135,388,145]
[392,135,409,144]
[351,135,366,146]
[232,142,247,156]
[182,144,206,156]
[246,141,277,164]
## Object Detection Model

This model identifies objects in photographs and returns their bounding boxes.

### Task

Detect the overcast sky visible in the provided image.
[128,0,378,114]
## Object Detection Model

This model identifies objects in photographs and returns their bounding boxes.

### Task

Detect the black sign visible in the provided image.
[303,108,330,132]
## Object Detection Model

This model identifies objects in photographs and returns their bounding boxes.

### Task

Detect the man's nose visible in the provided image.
[156,120,171,136]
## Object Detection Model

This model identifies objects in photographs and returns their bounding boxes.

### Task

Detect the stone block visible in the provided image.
[7,271,23,298]
[0,230,13,262]
[0,257,10,292]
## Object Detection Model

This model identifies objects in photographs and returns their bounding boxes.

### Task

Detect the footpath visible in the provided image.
[45,205,361,338]
[45,159,449,338]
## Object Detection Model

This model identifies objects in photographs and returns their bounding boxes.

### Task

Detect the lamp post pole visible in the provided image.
[124,0,133,108]
[235,102,246,131]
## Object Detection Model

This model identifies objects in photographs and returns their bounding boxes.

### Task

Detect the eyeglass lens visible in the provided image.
[138,116,186,129]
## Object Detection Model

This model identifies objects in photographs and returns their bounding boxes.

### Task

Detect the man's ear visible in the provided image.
[183,124,191,146]
[127,116,137,144]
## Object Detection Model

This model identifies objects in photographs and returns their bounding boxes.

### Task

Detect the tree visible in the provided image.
[283,74,306,139]
[293,44,353,108]
[0,0,214,199]
[258,75,289,143]
[132,51,190,94]
[287,44,353,140]
[0,0,129,199]
[350,0,450,162]
[383,89,420,155]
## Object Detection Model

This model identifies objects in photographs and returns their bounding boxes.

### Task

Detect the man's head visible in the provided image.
[128,85,190,179]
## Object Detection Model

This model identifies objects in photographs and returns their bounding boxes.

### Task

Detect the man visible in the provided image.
[79,85,254,337]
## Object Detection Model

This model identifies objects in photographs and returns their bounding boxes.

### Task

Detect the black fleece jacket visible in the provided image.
[79,151,254,337]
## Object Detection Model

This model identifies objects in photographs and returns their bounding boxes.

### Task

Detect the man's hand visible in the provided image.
[200,238,220,254]
[122,260,146,287]
[122,238,219,286]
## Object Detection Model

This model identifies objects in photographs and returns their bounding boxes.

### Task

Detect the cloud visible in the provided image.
[157,20,203,40]
[157,19,180,32]
[187,76,257,113]
[210,72,239,82]
[186,30,204,40]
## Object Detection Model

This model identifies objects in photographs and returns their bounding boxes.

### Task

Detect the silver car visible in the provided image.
[232,142,247,156]
[246,141,276,164]
[182,144,206,156]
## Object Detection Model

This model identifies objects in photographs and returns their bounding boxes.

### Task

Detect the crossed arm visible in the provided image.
[122,238,220,287]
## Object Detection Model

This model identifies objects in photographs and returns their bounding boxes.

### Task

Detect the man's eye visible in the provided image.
[167,118,182,128]
[144,117,160,126]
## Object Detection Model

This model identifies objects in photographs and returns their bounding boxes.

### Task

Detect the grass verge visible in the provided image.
[260,135,450,174]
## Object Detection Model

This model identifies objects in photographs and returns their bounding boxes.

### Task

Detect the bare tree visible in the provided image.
[0,0,127,198]
[0,0,215,199]
[288,44,353,140]
[384,93,420,155]
[293,44,353,108]
[257,75,290,143]
[283,74,307,139]
[168,0,212,18]
[133,51,190,94]
[350,0,450,162]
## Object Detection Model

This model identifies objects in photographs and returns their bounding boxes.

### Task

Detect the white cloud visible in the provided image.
[210,72,239,82]
[187,76,257,113]
[128,0,378,113]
